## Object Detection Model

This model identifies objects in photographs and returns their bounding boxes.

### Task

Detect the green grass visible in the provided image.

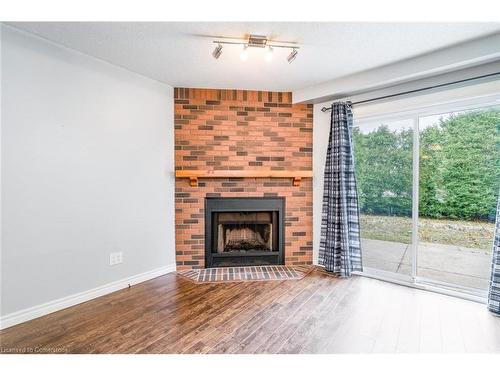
[360,214,495,250]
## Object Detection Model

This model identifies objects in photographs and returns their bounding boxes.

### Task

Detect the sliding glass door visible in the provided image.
[354,102,500,296]
[417,106,500,291]
[353,118,414,278]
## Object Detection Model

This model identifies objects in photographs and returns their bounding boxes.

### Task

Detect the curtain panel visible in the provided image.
[488,192,500,315]
[319,102,363,276]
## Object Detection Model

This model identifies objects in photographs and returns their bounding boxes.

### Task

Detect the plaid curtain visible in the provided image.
[488,192,500,315]
[319,102,363,276]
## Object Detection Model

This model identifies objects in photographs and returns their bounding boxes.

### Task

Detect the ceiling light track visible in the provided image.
[211,34,299,63]
[213,40,300,49]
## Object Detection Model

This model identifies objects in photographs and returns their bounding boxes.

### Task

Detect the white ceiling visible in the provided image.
[8,22,500,91]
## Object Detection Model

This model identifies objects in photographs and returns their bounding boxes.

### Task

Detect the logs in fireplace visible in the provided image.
[205,197,285,267]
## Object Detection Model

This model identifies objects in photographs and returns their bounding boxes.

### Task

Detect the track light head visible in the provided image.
[240,45,249,61]
[212,44,223,59]
[264,46,273,62]
[287,48,298,64]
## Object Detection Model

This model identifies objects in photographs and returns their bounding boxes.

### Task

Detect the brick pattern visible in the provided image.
[175,88,313,269]
[178,265,310,283]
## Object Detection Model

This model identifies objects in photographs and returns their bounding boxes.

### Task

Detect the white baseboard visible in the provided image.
[0,264,176,330]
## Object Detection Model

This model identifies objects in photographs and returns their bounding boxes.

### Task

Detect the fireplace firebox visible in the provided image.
[205,197,285,268]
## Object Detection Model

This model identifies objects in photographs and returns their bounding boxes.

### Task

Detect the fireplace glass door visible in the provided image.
[215,211,278,253]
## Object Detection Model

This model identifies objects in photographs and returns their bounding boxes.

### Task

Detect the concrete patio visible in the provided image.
[361,238,493,290]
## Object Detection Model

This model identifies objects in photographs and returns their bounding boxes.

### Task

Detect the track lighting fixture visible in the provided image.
[212,43,223,59]
[212,34,299,63]
[287,48,298,64]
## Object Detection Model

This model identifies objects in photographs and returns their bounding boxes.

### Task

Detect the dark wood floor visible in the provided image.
[1,268,499,353]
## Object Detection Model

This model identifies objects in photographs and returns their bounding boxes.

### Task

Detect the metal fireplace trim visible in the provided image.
[204,197,285,268]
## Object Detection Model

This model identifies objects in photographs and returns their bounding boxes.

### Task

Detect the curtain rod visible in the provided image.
[320,71,500,112]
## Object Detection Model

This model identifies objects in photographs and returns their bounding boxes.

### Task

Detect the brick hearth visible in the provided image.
[174,88,313,270]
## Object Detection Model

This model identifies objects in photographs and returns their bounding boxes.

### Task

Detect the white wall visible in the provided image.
[1,26,176,320]
[312,104,330,265]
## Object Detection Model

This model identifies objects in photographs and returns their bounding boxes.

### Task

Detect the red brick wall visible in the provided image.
[174,88,313,269]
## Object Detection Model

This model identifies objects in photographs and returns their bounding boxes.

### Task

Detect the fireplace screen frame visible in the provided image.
[205,197,285,268]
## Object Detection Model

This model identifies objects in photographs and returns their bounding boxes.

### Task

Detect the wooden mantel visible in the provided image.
[175,170,313,187]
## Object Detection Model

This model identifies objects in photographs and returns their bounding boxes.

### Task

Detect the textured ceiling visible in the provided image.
[8,22,500,91]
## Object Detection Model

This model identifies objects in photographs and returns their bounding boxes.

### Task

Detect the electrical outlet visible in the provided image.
[109,252,123,266]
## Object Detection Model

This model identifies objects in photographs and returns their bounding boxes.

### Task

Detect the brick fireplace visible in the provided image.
[174,88,313,270]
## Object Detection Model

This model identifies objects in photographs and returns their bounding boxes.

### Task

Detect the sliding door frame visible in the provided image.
[353,95,500,303]
[411,116,419,282]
